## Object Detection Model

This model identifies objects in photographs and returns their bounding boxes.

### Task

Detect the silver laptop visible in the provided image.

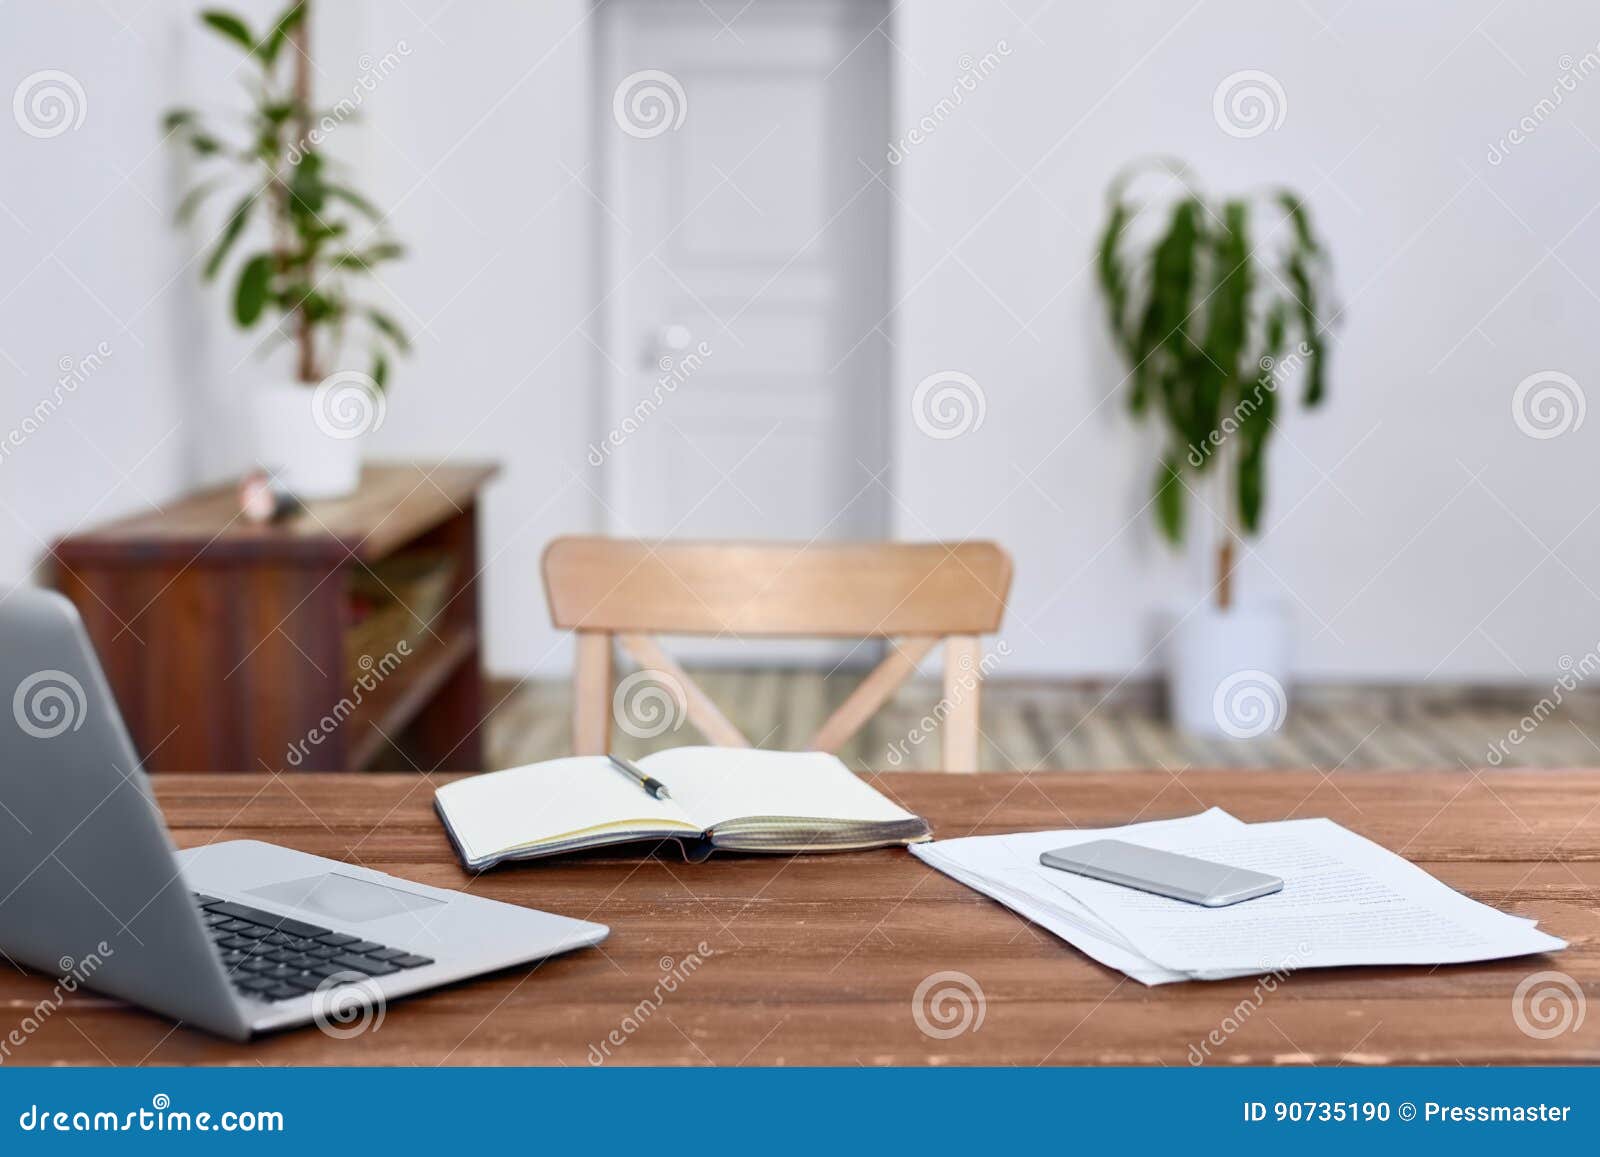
[0,587,608,1040]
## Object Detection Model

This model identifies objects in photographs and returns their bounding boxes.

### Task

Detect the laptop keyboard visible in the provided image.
[193,893,434,1003]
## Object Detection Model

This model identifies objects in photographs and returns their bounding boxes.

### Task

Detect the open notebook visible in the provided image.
[434,747,931,870]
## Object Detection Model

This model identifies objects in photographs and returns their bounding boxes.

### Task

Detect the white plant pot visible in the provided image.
[1169,604,1291,738]
[251,379,366,500]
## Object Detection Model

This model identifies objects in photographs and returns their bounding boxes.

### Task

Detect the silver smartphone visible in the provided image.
[1039,839,1283,907]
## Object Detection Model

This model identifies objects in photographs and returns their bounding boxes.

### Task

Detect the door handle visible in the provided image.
[644,323,694,369]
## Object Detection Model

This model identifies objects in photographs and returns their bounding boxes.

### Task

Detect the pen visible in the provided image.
[607,753,672,800]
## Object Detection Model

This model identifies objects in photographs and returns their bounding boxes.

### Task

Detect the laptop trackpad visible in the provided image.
[247,872,444,924]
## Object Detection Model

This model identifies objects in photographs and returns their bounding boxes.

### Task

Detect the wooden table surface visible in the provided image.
[7,770,1598,1066]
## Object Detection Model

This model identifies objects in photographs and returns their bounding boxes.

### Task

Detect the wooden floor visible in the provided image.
[485,670,1600,772]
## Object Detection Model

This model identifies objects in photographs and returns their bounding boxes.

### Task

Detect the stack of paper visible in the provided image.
[911,808,1565,985]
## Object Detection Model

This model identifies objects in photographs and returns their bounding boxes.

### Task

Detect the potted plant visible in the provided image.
[164,2,410,499]
[1094,159,1335,736]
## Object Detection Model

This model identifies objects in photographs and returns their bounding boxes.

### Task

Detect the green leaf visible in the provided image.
[1137,198,1201,445]
[331,242,405,269]
[1276,191,1321,254]
[174,178,223,225]
[256,3,305,65]
[276,283,341,325]
[1263,300,1287,357]
[1096,199,1133,355]
[274,281,312,307]
[301,221,348,245]
[1304,346,1327,407]
[260,101,298,125]
[1154,456,1185,545]
[370,352,389,392]
[1275,189,1334,407]
[202,192,256,281]
[200,10,255,53]
[1236,441,1265,534]
[162,108,197,134]
[1234,360,1277,449]
[233,253,274,327]
[365,308,411,353]
[1285,250,1325,406]
[1193,198,1252,460]
[300,290,341,324]
[288,151,326,217]
[324,184,384,220]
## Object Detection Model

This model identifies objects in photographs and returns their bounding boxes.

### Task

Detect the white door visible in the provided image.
[597,0,891,566]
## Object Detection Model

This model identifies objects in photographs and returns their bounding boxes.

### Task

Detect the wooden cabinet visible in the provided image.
[52,462,498,773]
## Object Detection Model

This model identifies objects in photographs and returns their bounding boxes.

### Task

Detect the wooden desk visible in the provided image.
[7,771,1597,1065]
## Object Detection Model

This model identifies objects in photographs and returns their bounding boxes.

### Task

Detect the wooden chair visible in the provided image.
[541,537,1013,770]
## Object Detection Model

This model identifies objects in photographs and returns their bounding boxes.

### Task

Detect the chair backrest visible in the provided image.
[541,537,1013,770]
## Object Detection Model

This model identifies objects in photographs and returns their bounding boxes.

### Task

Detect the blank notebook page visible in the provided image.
[638,747,917,829]
[437,756,698,861]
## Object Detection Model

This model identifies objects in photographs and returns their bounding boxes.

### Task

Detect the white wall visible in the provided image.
[0,0,375,578]
[167,0,601,679]
[335,1,599,679]
[0,2,195,582]
[891,1,1600,682]
[1,1,601,680]
[192,1,600,678]
[8,2,1598,685]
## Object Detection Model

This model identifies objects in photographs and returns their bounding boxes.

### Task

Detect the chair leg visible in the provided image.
[573,630,613,755]
[942,635,982,772]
